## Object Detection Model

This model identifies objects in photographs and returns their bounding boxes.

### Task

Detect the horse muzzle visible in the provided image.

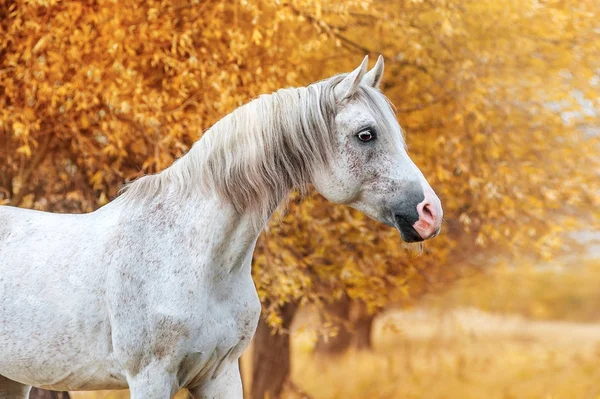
[393,185,443,242]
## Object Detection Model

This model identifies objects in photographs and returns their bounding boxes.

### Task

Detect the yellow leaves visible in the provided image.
[434,166,453,182]
[19,193,35,208]
[119,101,131,114]
[459,213,472,229]
[66,190,83,202]
[266,310,284,329]
[16,143,32,157]
[1,0,598,319]
[252,29,263,45]
[90,171,104,190]
[475,233,486,247]
[12,121,27,137]
[440,18,453,37]
[130,138,148,155]
[32,34,50,54]
[315,1,322,19]
[97,192,108,207]
[473,133,487,144]
[80,114,91,129]
[146,8,159,22]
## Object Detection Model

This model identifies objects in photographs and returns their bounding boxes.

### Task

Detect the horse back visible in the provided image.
[0,204,124,389]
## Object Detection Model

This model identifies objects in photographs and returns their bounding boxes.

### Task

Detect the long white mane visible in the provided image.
[118,75,402,224]
[199,83,338,222]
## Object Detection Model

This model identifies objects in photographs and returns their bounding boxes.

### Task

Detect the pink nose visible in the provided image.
[413,190,443,240]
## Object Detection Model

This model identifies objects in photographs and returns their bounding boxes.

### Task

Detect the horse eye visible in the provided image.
[357,129,376,142]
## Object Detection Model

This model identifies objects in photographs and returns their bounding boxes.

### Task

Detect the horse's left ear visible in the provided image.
[334,56,369,101]
[362,55,384,89]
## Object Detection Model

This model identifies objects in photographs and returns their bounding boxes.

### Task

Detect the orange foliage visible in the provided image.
[1,0,599,326]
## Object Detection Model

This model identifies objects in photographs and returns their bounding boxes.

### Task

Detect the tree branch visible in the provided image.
[286,4,430,75]
[396,90,454,113]
[10,133,54,206]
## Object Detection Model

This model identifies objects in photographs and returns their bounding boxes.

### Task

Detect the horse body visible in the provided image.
[0,56,443,398]
[0,193,260,396]
[0,205,123,390]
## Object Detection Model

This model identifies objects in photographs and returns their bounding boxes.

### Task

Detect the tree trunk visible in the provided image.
[251,302,297,399]
[314,297,352,355]
[315,297,374,354]
[29,388,70,399]
[351,313,374,350]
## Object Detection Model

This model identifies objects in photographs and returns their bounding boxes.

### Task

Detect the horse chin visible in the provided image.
[377,211,423,243]
[394,215,424,243]
[398,228,424,243]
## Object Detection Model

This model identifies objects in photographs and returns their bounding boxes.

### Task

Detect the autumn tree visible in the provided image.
[251,0,600,392]
[1,0,599,398]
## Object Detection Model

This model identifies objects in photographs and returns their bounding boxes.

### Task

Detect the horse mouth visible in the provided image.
[394,214,424,243]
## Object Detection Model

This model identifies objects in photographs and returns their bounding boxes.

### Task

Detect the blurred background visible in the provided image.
[1,0,599,398]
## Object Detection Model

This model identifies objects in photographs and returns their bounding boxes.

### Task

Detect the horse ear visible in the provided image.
[362,55,384,88]
[334,56,369,101]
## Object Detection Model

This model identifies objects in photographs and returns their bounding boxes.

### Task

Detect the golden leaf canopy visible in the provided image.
[1,0,599,324]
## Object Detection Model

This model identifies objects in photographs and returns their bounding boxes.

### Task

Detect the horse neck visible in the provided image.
[112,159,264,267]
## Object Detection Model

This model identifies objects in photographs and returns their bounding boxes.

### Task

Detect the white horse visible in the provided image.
[0,56,442,399]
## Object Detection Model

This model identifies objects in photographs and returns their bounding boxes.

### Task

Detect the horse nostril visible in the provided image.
[420,202,435,224]
[412,188,443,240]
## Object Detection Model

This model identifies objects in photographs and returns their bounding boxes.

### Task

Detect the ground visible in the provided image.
[292,308,600,399]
